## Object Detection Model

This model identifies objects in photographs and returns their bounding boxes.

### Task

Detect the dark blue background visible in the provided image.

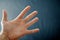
[0,0,60,40]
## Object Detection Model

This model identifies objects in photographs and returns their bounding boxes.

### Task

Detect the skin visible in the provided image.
[1,6,39,40]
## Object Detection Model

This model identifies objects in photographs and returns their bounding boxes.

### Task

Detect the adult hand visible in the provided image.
[1,6,39,40]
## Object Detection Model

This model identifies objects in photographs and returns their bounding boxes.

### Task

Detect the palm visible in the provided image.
[3,19,27,39]
[1,6,39,40]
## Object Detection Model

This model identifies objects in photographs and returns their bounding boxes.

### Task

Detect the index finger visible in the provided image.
[15,6,31,20]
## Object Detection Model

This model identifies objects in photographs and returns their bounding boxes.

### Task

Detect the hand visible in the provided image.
[1,6,39,40]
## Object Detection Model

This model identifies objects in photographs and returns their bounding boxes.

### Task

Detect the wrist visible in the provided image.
[0,32,18,40]
[0,32,9,40]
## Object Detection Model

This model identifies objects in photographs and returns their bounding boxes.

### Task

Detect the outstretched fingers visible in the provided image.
[24,17,39,28]
[2,10,8,21]
[24,11,38,22]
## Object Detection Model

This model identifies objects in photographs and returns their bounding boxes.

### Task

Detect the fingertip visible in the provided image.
[2,9,6,14]
[27,5,31,8]
[34,11,38,13]
[35,28,40,30]
[34,28,39,32]
[35,17,39,21]
[2,9,6,12]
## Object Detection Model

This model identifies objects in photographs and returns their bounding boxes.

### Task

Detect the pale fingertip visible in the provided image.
[35,28,39,30]
[2,9,6,12]
[35,28,40,32]
[2,9,6,15]
[32,11,38,15]
[35,17,39,21]
[32,29,39,33]
[34,11,38,14]
[30,28,39,33]
[27,5,31,8]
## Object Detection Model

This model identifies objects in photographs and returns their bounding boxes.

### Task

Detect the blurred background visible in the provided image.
[0,0,60,40]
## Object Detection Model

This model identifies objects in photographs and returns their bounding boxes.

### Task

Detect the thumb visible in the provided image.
[2,9,8,21]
